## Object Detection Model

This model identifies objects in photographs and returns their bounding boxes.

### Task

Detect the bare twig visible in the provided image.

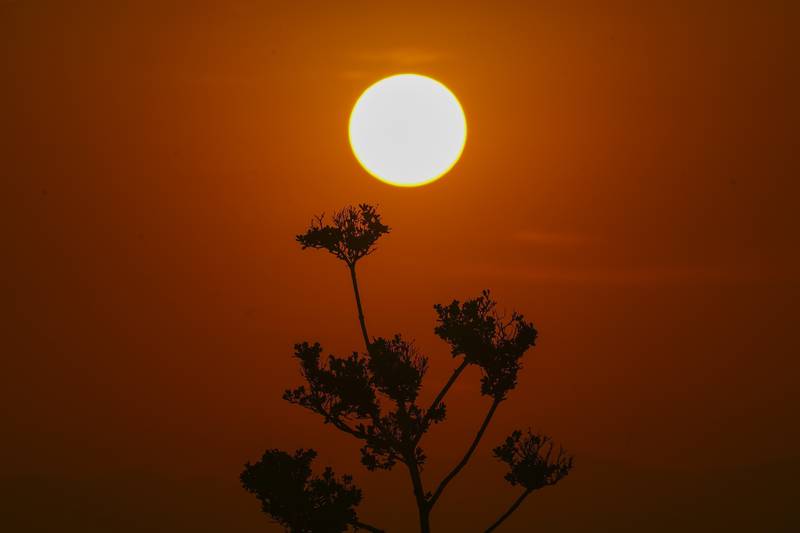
[484,488,533,532]
[415,359,470,444]
[349,264,371,351]
[429,397,502,508]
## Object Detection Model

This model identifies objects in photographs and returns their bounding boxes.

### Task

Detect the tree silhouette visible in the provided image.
[241,204,573,532]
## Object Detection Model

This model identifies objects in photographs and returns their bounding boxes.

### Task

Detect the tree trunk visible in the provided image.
[418,508,431,533]
[404,453,432,533]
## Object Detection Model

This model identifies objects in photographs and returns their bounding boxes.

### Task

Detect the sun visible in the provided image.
[348,74,467,187]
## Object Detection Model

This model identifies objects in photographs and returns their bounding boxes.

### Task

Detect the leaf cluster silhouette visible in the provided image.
[296,204,389,267]
[242,204,573,532]
[241,449,362,533]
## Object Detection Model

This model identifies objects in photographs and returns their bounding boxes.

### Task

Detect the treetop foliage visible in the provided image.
[296,204,390,267]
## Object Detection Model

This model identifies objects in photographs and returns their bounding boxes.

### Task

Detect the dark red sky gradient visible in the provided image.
[2,1,799,531]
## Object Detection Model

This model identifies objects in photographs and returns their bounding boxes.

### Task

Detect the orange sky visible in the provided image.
[3,1,799,531]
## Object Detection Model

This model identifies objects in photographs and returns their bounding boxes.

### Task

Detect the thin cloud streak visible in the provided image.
[512,230,587,246]
[353,47,445,66]
[458,263,783,286]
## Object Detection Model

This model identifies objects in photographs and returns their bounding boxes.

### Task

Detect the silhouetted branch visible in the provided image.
[242,205,574,532]
[350,519,385,533]
[296,204,388,353]
[349,264,371,352]
[484,429,574,530]
[429,397,502,507]
[283,343,380,444]
[415,359,469,445]
[483,488,533,533]
[328,415,365,439]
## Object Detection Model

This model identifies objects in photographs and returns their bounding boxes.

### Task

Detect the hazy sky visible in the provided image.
[3,1,799,531]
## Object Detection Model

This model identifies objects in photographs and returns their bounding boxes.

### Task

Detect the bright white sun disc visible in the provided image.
[349,74,467,187]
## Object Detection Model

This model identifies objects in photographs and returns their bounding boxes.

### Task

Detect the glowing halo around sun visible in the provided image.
[348,74,467,187]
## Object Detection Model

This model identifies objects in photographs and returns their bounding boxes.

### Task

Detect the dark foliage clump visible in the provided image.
[241,449,363,533]
[284,342,378,421]
[368,335,428,405]
[434,290,538,399]
[493,429,574,491]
